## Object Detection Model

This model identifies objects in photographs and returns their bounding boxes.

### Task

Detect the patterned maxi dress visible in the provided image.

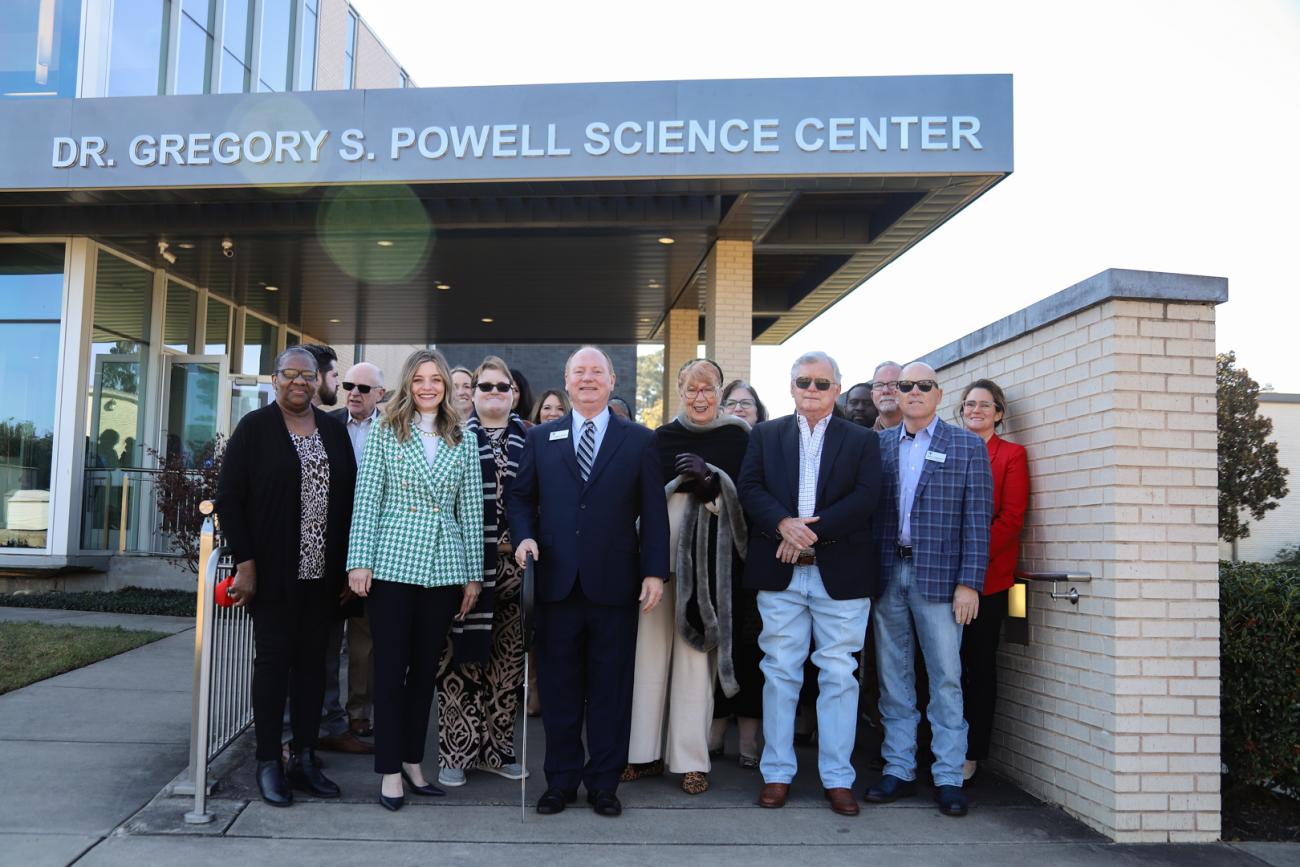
[437,425,525,768]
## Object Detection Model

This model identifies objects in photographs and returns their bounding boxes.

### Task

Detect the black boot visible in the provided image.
[287,747,341,798]
[256,759,293,807]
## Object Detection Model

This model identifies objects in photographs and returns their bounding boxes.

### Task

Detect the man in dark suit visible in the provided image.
[737,351,882,817]
[508,346,670,817]
[864,361,992,818]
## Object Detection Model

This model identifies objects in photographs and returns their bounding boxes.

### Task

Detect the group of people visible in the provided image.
[215,341,1028,821]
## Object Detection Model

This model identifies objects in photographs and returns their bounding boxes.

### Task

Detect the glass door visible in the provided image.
[161,355,229,470]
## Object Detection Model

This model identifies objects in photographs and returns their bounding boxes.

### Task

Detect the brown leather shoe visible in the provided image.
[349,718,372,738]
[824,787,859,816]
[317,732,374,754]
[757,782,790,808]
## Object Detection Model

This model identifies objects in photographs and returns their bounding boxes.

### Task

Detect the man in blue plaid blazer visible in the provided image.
[864,361,993,818]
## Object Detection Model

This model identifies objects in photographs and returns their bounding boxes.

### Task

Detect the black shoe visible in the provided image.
[536,787,577,815]
[379,791,404,812]
[401,769,446,797]
[586,789,623,817]
[256,759,293,807]
[863,774,917,804]
[934,785,969,817]
[287,747,341,798]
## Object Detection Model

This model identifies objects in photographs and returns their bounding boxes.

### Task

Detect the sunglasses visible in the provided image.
[897,379,938,393]
[793,377,833,391]
[341,381,375,394]
[476,382,512,393]
[276,368,318,383]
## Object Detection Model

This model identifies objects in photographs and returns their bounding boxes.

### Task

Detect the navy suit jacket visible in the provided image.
[737,413,882,601]
[507,410,670,607]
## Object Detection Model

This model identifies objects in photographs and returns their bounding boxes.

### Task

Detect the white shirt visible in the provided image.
[345,407,379,466]
[571,406,611,461]
[897,415,939,545]
[415,412,440,468]
[796,412,831,520]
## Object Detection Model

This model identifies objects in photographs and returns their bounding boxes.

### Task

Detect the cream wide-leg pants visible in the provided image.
[626,492,715,774]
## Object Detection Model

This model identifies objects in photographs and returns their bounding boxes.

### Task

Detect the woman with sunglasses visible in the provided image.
[346,349,484,811]
[530,388,570,425]
[436,356,532,788]
[215,345,357,807]
[720,379,768,427]
[954,378,1028,782]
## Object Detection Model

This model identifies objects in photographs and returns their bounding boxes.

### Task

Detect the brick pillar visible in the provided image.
[662,307,699,423]
[704,240,752,386]
[921,270,1225,842]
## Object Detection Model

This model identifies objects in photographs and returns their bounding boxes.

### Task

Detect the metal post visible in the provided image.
[118,474,130,553]
[184,501,218,824]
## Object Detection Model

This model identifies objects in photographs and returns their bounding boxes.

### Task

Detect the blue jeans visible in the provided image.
[873,559,967,788]
[757,566,870,789]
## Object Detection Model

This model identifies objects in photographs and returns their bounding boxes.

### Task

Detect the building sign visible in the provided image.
[0,75,1012,190]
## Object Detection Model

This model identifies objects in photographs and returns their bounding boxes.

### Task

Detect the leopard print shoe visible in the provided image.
[681,771,709,795]
[619,759,665,782]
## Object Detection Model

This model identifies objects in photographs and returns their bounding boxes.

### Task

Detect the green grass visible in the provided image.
[0,622,168,694]
[0,586,196,617]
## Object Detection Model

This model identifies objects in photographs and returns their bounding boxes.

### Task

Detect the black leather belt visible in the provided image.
[896,544,913,560]
[796,551,816,566]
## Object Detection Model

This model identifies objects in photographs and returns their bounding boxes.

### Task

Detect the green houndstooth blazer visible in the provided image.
[347,420,484,589]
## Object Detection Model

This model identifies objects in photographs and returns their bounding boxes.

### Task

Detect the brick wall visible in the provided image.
[704,240,752,386]
[921,271,1224,842]
[662,307,700,421]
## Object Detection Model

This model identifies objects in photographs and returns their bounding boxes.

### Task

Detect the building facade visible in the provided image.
[1218,392,1300,562]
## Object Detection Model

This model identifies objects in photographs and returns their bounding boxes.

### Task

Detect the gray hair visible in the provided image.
[873,359,903,379]
[274,345,317,373]
[790,351,841,383]
[345,361,384,388]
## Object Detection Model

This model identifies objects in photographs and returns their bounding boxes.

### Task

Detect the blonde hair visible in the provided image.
[383,349,463,446]
[472,355,513,386]
[676,357,724,391]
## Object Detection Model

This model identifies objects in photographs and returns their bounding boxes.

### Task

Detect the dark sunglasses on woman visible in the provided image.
[476,382,513,393]
[341,381,373,394]
[896,379,938,393]
[793,376,833,391]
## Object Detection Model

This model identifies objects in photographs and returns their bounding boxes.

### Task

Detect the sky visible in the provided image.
[352,0,1300,414]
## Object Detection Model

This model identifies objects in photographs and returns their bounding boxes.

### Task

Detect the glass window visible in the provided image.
[257,0,292,93]
[88,251,152,468]
[286,330,301,347]
[296,0,317,90]
[241,314,276,376]
[107,0,169,97]
[343,11,357,89]
[217,0,251,93]
[204,299,230,355]
[163,281,197,352]
[1,0,83,99]
[174,0,214,95]
[0,244,64,550]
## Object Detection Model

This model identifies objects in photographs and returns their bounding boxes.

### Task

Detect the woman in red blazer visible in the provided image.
[955,378,1029,781]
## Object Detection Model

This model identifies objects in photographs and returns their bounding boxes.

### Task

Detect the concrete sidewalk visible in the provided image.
[1,605,1297,866]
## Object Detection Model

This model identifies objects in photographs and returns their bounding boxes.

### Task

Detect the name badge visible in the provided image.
[549,429,570,441]
[925,450,947,464]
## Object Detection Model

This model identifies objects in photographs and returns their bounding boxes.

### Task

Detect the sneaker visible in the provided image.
[475,761,529,780]
[438,768,467,787]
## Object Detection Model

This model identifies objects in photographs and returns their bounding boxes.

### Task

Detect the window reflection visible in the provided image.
[164,281,197,352]
[1,0,83,98]
[106,0,167,97]
[257,0,292,93]
[205,299,231,355]
[218,0,252,93]
[241,314,276,376]
[343,11,357,89]
[297,0,318,90]
[175,1,215,96]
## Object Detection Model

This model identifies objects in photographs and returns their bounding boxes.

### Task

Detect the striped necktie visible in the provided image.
[577,419,596,481]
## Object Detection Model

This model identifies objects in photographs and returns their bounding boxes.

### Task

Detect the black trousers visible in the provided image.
[536,585,639,793]
[251,583,332,762]
[960,588,1009,761]
[367,579,461,775]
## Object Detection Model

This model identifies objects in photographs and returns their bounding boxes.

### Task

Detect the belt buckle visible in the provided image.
[897,544,913,560]
[796,550,816,567]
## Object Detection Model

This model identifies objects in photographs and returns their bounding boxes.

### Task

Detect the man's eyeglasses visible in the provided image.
[871,380,900,392]
[897,380,938,393]
[722,398,756,410]
[276,368,318,383]
[342,381,374,394]
[683,385,717,399]
[793,377,834,391]
[476,382,512,393]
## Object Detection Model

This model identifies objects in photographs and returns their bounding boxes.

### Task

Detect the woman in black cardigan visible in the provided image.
[215,345,357,808]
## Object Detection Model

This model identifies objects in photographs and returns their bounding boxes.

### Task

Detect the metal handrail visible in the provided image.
[1016,570,1094,605]
[179,501,254,824]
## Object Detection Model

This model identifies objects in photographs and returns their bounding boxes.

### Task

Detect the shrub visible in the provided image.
[1221,561,1300,797]
[0,586,196,617]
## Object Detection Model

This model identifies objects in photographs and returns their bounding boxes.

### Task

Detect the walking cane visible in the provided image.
[520,552,537,821]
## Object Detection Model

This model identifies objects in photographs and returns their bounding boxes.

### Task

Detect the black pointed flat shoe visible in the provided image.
[379,792,404,812]
[401,769,446,797]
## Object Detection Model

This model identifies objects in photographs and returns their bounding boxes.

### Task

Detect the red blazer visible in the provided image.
[983,434,1029,595]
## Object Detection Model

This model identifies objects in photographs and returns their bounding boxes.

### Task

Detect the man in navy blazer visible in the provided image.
[508,346,669,818]
[737,351,881,817]
[864,361,993,818]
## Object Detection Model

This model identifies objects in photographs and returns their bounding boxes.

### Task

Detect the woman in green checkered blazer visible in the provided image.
[346,349,485,812]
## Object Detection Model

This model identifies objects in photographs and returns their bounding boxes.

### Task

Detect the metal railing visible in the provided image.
[1016,570,1094,605]
[178,500,255,824]
[81,466,205,556]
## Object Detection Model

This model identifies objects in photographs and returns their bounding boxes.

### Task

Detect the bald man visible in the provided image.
[865,362,992,818]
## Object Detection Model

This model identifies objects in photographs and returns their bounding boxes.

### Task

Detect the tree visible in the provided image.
[146,436,224,573]
[1218,351,1289,557]
[637,349,664,428]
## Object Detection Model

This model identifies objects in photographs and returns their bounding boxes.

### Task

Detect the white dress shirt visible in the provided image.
[571,406,611,460]
[795,412,831,580]
[897,415,939,545]
[345,407,380,467]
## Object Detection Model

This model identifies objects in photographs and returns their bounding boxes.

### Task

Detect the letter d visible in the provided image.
[52,137,77,169]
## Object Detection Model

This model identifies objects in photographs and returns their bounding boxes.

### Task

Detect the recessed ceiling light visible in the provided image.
[639,317,651,323]
[329,318,341,324]
[435,282,451,290]
[376,240,394,247]
[480,317,494,324]
[648,280,661,288]
[265,285,279,292]
[657,236,675,245]
[176,242,195,250]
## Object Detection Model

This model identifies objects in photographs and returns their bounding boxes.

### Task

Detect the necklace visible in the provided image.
[416,426,439,438]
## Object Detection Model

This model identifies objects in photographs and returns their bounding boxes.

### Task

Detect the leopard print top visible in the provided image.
[289,430,330,581]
